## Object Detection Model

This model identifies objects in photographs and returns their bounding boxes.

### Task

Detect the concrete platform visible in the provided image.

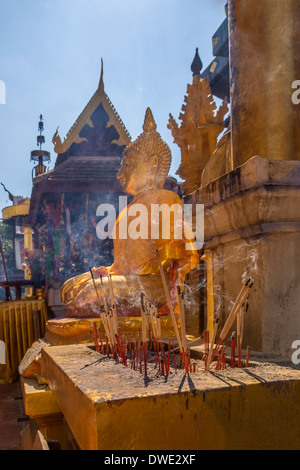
[41,343,300,450]
[21,376,62,419]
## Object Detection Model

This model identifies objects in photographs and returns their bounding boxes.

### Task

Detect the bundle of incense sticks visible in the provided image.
[91,322,100,353]
[89,268,115,349]
[211,278,254,362]
[156,250,183,354]
[160,340,177,377]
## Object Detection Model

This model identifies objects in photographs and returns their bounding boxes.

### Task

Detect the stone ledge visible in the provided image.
[187,156,300,244]
[190,156,300,208]
[41,343,300,450]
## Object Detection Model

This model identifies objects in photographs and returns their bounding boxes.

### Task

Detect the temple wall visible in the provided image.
[187,156,300,359]
[229,0,300,167]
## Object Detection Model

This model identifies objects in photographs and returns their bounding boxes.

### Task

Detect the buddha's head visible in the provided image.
[117,108,172,196]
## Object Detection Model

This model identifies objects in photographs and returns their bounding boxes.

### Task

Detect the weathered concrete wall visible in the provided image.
[228,0,300,167]
[187,156,300,359]
[41,344,300,450]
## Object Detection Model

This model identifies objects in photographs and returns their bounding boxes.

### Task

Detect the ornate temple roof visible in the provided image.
[27,61,131,227]
[53,59,131,166]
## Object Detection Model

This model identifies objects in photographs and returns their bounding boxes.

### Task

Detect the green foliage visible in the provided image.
[0,221,14,279]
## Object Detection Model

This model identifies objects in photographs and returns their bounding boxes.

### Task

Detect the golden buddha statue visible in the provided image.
[48,108,198,340]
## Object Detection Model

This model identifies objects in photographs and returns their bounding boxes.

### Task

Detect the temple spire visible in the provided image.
[98,58,104,93]
[191,48,203,76]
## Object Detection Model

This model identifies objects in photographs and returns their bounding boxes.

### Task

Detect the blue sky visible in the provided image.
[0,0,227,211]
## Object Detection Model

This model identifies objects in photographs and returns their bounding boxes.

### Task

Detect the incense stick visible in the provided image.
[167,340,171,375]
[89,268,113,345]
[115,334,127,367]
[149,306,157,340]
[177,285,187,353]
[206,318,219,371]
[204,330,209,369]
[211,278,254,361]
[155,308,162,340]
[144,343,148,377]
[172,339,177,372]
[140,294,147,344]
[231,333,236,369]
[246,346,251,367]
[108,274,119,334]
[92,322,100,353]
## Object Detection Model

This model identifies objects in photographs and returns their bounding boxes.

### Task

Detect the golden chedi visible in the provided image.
[58,108,198,329]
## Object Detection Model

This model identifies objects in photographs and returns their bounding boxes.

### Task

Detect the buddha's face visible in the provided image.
[117,149,157,196]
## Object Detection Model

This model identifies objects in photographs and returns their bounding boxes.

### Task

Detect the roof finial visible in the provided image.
[99,58,104,93]
[30,115,51,178]
[191,48,203,76]
[143,107,157,132]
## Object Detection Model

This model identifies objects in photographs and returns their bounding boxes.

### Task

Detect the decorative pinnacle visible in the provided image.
[143,107,157,132]
[99,58,104,93]
[191,48,203,76]
[37,114,45,149]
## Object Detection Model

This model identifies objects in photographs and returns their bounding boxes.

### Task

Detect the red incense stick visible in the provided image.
[92,323,100,353]
[231,334,236,369]
[204,330,209,369]
[183,351,189,374]
[115,335,127,367]
[139,343,142,375]
[162,344,168,376]
[144,343,148,377]
[167,340,171,375]
[222,348,227,370]
[238,335,242,368]
[172,340,177,372]
[246,346,251,367]
[99,330,104,355]
[215,351,222,370]
[106,337,110,358]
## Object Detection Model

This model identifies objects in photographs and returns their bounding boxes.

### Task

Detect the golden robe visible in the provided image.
[61,189,199,318]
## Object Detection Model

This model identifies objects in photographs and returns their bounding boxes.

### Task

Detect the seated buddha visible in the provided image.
[57,108,199,331]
